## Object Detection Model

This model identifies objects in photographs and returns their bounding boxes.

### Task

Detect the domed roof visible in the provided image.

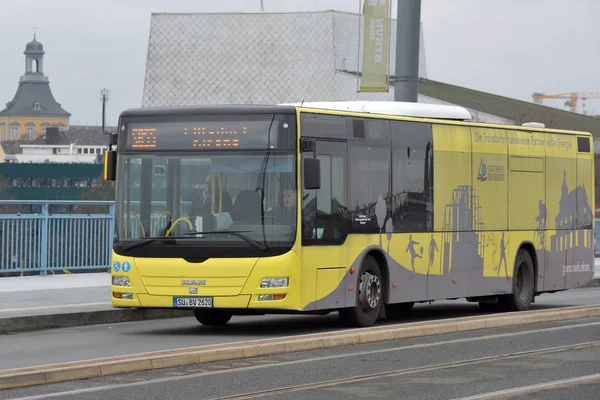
[25,38,44,54]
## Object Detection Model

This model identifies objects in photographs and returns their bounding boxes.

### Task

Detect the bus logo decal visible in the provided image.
[477,159,505,182]
[181,279,206,286]
[477,159,487,182]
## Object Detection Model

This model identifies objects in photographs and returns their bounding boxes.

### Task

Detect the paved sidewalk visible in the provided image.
[0,273,189,334]
[0,273,111,318]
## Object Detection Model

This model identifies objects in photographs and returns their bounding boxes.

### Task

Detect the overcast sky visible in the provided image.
[1,0,598,126]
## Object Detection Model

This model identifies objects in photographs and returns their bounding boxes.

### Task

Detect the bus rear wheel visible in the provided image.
[193,310,232,326]
[339,255,383,327]
[500,249,535,312]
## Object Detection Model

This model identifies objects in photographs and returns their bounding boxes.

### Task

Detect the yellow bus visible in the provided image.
[104,101,595,327]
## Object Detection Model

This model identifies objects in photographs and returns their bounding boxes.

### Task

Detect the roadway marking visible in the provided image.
[8,341,600,400]
[4,323,600,399]
[0,302,110,313]
[450,373,600,399]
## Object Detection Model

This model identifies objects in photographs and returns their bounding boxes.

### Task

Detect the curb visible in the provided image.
[1,305,600,390]
[0,308,193,335]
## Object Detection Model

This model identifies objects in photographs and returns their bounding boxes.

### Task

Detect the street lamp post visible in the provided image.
[100,89,110,134]
[394,0,421,102]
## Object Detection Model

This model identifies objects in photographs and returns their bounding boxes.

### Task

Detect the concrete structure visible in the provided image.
[0,36,70,141]
[142,11,427,108]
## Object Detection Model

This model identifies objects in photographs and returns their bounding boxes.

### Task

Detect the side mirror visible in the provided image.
[304,158,321,190]
[103,150,117,181]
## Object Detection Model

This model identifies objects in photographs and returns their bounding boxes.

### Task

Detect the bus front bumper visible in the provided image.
[111,292,294,310]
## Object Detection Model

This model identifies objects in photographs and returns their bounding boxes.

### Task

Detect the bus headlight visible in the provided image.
[261,278,289,288]
[112,276,131,287]
[258,294,287,301]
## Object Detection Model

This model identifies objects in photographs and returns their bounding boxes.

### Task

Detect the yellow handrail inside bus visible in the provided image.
[211,174,216,214]
[209,173,224,214]
[218,174,223,213]
[152,211,172,236]
[125,211,146,238]
[165,217,193,236]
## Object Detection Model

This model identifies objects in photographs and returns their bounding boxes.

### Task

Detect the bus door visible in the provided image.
[572,136,594,288]
[146,157,182,237]
[301,139,350,310]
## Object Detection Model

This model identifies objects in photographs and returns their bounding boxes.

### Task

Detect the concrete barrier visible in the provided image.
[1,304,599,390]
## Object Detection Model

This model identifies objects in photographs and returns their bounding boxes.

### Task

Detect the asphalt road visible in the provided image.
[1,287,599,371]
[2,314,600,399]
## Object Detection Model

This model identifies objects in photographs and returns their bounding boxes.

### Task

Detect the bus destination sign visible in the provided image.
[125,118,290,151]
[130,126,247,149]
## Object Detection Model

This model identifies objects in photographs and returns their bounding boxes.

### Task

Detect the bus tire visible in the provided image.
[339,255,383,327]
[193,310,232,326]
[501,249,535,312]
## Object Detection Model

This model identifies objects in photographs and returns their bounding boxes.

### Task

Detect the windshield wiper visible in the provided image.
[182,230,268,251]
[117,231,268,252]
[117,236,180,251]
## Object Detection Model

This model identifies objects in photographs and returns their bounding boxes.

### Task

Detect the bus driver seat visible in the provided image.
[231,190,262,222]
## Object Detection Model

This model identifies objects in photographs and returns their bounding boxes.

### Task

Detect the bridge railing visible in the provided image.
[2,201,599,277]
[0,200,115,276]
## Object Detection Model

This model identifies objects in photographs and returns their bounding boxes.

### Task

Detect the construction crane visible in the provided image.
[532,92,600,114]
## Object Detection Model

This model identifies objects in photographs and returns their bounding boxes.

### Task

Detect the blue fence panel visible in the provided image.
[0,200,114,276]
[0,200,194,275]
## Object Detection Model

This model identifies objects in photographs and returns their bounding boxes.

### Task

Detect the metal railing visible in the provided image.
[0,200,114,276]
[2,200,600,278]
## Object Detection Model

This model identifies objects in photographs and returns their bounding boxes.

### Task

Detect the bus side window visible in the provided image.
[349,118,391,234]
[301,142,349,245]
[391,121,434,233]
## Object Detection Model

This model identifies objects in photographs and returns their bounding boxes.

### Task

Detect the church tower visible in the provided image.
[0,35,70,141]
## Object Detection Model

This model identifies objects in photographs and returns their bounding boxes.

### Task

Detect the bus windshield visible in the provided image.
[114,151,297,256]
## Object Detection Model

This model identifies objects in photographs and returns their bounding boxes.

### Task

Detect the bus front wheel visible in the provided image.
[339,255,383,327]
[193,309,232,326]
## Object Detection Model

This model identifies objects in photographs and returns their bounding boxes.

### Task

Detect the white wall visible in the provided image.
[15,145,105,163]
[14,154,98,163]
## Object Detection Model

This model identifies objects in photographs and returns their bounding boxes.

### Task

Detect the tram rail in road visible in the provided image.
[1,304,600,391]
[201,342,600,400]
[2,312,600,400]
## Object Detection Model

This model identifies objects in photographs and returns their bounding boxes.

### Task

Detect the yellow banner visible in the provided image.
[359,0,390,92]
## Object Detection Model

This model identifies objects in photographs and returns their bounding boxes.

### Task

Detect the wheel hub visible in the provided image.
[358,272,381,310]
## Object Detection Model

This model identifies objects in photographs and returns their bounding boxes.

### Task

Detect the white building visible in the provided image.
[1,126,109,163]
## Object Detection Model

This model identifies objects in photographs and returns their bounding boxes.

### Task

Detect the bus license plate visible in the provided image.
[173,297,213,308]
